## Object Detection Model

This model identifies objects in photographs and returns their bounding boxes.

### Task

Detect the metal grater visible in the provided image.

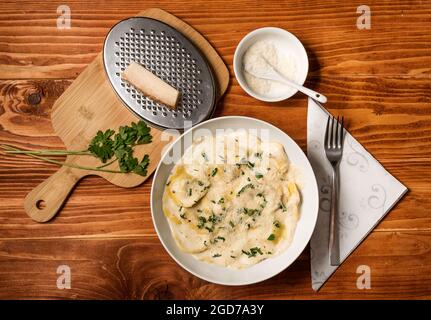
[103,17,217,130]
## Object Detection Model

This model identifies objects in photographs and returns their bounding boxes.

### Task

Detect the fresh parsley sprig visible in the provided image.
[1,121,152,176]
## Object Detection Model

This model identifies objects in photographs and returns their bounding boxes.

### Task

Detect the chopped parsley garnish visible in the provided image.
[201,152,209,161]
[279,202,287,212]
[237,183,254,196]
[229,221,235,228]
[274,220,281,228]
[211,168,218,177]
[218,197,224,204]
[254,152,262,159]
[197,216,207,229]
[242,208,260,216]
[180,213,187,219]
[188,188,192,196]
[236,159,255,169]
[196,213,219,233]
[208,213,218,224]
[197,181,204,186]
[267,234,276,241]
[212,253,221,258]
[210,236,225,244]
[255,172,264,179]
[242,247,263,258]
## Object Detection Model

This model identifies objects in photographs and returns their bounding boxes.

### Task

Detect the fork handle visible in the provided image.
[329,164,341,266]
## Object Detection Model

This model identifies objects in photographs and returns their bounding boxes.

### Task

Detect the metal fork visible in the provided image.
[324,115,345,266]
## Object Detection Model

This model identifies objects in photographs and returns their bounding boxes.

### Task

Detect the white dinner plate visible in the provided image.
[150,116,319,285]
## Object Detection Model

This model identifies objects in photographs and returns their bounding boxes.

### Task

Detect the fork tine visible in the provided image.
[339,116,344,148]
[335,116,339,149]
[324,116,330,149]
[330,116,335,149]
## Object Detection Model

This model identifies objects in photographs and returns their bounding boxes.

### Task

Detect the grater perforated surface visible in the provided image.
[103,17,216,130]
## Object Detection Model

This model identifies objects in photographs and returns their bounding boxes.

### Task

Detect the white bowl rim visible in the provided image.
[233,27,309,102]
[150,116,319,285]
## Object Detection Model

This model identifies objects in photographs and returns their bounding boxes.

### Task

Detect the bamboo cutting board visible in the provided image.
[24,8,229,223]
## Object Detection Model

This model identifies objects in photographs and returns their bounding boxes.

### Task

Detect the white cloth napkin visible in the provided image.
[307,98,408,291]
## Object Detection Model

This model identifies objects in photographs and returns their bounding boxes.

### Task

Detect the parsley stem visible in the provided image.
[96,158,118,169]
[1,145,124,174]
[1,146,91,156]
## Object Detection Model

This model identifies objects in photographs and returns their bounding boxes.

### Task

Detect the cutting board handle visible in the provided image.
[24,166,82,222]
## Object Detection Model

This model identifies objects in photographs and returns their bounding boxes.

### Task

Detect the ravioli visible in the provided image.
[162,132,301,268]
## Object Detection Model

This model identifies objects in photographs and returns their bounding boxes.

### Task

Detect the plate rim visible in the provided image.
[150,115,319,285]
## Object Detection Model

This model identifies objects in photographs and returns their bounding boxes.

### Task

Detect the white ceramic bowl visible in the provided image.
[233,27,309,102]
[150,116,318,285]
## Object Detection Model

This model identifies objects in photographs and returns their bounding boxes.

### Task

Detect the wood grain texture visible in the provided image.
[21,55,164,222]
[0,0,430,299]
[0,231,430,299]
[21,8,229,223]
[0,1,430,79]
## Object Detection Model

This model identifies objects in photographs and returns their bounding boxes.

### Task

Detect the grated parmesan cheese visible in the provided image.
[243,40,297,98]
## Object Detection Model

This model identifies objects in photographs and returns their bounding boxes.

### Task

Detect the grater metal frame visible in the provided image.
[103,17,217,131]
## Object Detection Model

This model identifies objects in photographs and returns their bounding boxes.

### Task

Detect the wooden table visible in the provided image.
[0,0,430,299]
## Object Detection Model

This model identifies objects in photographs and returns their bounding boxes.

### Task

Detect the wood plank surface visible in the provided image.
[1,231,430,299]
[1,1,430,79]
[0,0,430,299]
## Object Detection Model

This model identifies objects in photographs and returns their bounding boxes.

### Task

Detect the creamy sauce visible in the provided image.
[162,132,301,268]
